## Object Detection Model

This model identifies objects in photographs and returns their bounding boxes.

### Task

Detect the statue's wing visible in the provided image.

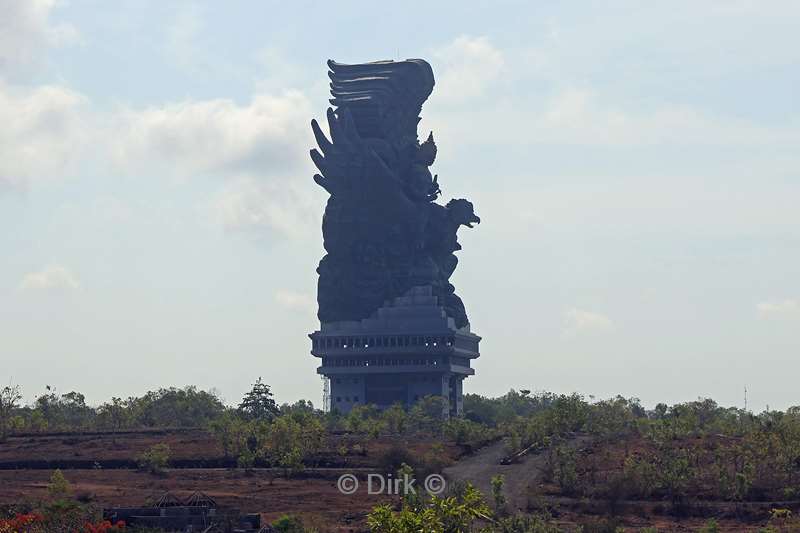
[310,107,414,215]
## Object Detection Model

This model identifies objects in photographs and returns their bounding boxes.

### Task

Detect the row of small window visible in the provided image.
[333,376,440,385]
[324,357,442,367]
[336,396,359,403]
[336,395,428,404]
[313,335,455,350]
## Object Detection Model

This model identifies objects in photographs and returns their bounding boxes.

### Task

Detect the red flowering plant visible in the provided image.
[83,520,125,533]
[0,512,44,532]
[0,513,125,533]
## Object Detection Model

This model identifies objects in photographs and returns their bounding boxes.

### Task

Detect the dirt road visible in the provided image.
[443,435,591,513]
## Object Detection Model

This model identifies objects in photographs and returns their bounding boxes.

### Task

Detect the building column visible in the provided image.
[454,377,464,416]
[441,373,451,419]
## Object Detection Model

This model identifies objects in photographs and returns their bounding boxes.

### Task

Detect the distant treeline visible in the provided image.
[0,381,792,436]
[1,385,228,434]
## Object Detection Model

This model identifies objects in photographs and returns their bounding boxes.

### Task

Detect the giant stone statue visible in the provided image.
[309,59,481,416]
[310,59,480,328]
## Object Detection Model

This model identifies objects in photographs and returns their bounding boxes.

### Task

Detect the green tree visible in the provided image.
[491,475,507,515]
[382,403,408,434]
[47,469,72,499]
[272,514,308,533]
[554,445,579,495]
[408,396,449,434]
[209,412,246,458]
[264,416,325,476]
[131,386,225,427]
[96,397,131,430]
[367,483,490,533]
[136,443,171,475]
[0,383,23,441]
[238,378,280,421]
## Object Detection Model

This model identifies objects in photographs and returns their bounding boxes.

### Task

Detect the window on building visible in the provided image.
[336,397,342,402]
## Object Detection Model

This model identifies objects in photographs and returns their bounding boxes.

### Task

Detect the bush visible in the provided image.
[367,483,490,532]
[377,445,415,476]
[698,518,720,533]
[272,514,315,533]
[491,474,507,515]
[47,470,72,499]
[136,443,171,475]
[492,513,564,533]
[553,445,579,496]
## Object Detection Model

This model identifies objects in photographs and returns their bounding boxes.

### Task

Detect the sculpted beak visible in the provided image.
[466,215,481,228]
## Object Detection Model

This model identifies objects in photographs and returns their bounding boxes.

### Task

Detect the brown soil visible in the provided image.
[445,434,796,532]
[0,429,222,463]
[3,429,792,531]
[0,468,392,532]
[0,429,462,469]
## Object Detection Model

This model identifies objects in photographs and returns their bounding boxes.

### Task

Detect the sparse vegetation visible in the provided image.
[0,384,22,442]
[135,443,171,475]
[367,482,490,532]
[5,383,800,531]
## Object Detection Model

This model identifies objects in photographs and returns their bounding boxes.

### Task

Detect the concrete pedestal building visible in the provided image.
[310,286,480,416]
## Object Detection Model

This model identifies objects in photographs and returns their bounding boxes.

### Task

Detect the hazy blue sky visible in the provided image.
[1,0,798,412]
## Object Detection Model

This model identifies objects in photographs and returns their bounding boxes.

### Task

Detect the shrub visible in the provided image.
[554,445,579,496]
[272,514,307,533]
[47,470,72,499]
[367,483,490,532]
[136,443,171,475]
[492,513,564,533]
[491,474,507,515]
[698,518,720,533]
[377,445,415,476]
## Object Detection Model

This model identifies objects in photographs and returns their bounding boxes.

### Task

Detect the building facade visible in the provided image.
[310,286,480,416]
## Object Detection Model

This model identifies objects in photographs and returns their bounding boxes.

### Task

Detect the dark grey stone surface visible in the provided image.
[310,59,480,329]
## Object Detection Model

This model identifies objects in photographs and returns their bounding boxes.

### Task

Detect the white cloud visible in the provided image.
[208,176,317,239]
[111,90,312,180]
[108,90,317,239]
[533,88,795,147]
[0,0,78,76]
[0,81,88,189]
[274,289,316,316]
[432,36,504,105]
[429,83,798,151]
[425,27,800,152]
[0,66,316,239]
[563,308,613,335]
[19,265,79,290]
[0,1,86,189]
[757,300,800,320]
